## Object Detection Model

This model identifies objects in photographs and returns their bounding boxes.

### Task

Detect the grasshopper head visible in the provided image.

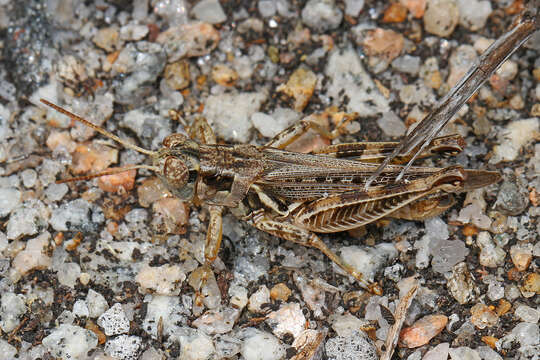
[155,134,200,200]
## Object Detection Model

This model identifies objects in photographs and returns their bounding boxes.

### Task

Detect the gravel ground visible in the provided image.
[0,0,538,359]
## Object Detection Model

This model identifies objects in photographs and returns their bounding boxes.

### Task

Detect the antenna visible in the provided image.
[55,164,159,184]
[40,99,157,157]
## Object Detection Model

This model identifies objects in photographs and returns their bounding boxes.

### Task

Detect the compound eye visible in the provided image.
[163,134,188,148]
[164,156,189,188]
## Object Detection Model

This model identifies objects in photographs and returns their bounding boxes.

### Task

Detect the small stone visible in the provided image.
[151,197,189,235]
[188,266,221,310]
[12,232,52,276]
[71,143,118,175]
[266,303,306,339]
[361,28,404,67]
[50,199,91,232]
[136,264,186,295]
[97,169,136,193]
[178,329,215,360]
[104,335,142,360]
[258,0,276,17]
[212,64,238,87]
[382,2,407,23]
[330,313,370,337]
[41,324,98,359]
[44,183,69,202]
[157,22,220,62]
[193,307,241,334]
[325,330,378,360]
[229,284,248,310]
[119,23,149,41]
[0,339,17,359]
[492,118,538,163]
[514,305,539,324]
[509,243,533,271]
[154,0,188,25]
[240,328,286,360]
[21,168,37,188]
[73,300,90,318]
[521,273,540,295]
[276,67,317,111]
[423,0,459,37]
[422,342,450,360]
[56,262,81,288]
[7,200,49,239]
[470,304,499,329]
[293,272,328,319]
[93,27,120,52]
[344,0,365,17]
[447,45,478,88]
[487,282,504,301]
[456,0,491,31]
[270,283,292,302]
[400,0,426,18]
[448,347,481,360]
[248,285,271,313]
[163,60,190,90]
[477,231,506,268]
[399,315,448,348]
[431,239,469,274]
[339,243,398,282]
[97,303,130,336]
[252,108,300,139]
[87,289,109,318]
[494,178,529,216]
[0,187,21,218]
[191,0,226,24]
[476,346,502,360]
[204,92,267,142]
[399,81,435,106]
[447,262,477,304]
[377,111,407,137]
[0,292,26,332]
[301,0,343,32]
[391,55,421,76]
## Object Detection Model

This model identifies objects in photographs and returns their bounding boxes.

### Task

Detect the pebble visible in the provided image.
[248,285,271,313]
[470,303,498,329]
[164,60,190,90]
[7,200,49,240]
[447,262,477,304]
[87,289,109,318]
[330,313,370,337]
[277,67,317,111]
[339,243,398,282]
[325,330,378,360]
[154,0,188,26]
[423,0,459,37]
[20,168,37,188]
[229,284,248,310]
[136,264,186,295]
[178,329,215,360]
[509,243,533,271]
[191,0,226,24]
[240,328,286,360]
[204,92,267,142]
[119,23,149,41]
[361,28,404,72]
[252,108,300,139]
[93,27,120,52]
[494,178,529,216]
[447,45,477,88]
[422,342,449,360]
[73,299,90,318]
[492,118,538,163]
[56,262,81,288]
[0,339,17,359]
[142,295,187,339]
[188,266,221,310]
[258,0,277,17]
[382,2,407,23]
[514,305,539,324]
[104,335,142,360]
[325,49,389,116]
[71,143,118,175]
[157,22,220,62]
[49,199,92,232]
[12,232,52,276]
[477,231,505,268]
[456,0,491,31]
[486,282,504,301]
[431,239,469,274]
[499,322,539,349]
[399,81,435,106]
[293,273,328,319]
[137,177,171,207]
[448,347,481,360]
[301,0,343,32]
[151,197,189,235]
[193,307,241,334]
[377,111,407,137]
[400,0,426,18]
[44,183,69,202]
[266,303,306,339]
[0,292,26,332]
[41,324,98,359]
[212,64,238,87]
[344,0,365,17]
[97,169,136,193]
[270,283,292,302]
[521,273,540,295]
[120,109,171,150]
[399,314,447,348]
[97,303,131,336]
[391,55,421,76]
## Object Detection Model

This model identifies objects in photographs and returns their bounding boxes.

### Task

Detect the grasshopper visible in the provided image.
[39,4,538,294]
[40,100,497,294]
